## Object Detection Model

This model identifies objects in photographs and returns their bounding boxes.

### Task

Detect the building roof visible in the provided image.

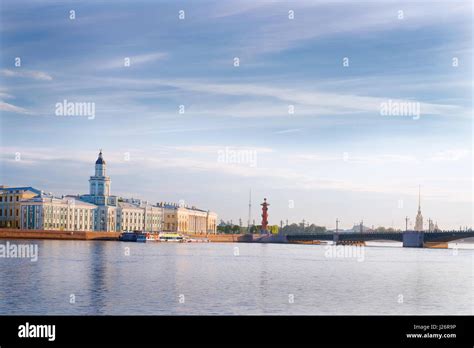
[118,201,143,210]
[158,202,212,213]
[0,186,42,195]
[62,196,97,207]
[21,194,97,208]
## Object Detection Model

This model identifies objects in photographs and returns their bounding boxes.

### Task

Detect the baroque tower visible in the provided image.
[80,150,117,232]
[89,150,111,198]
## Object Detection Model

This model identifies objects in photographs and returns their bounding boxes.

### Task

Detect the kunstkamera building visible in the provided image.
[16,151,217,234]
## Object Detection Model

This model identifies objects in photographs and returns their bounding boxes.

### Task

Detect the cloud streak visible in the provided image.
[99,52,168,69]
[0,101,29,114]
[1,69,52,81]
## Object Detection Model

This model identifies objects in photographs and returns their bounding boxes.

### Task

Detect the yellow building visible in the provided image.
[0,186,42,228]
[158,202,217,234]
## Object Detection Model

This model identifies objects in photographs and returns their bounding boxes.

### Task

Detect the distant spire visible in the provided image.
[414,185,424,232]
[418,185,421,212]
[247,189,252,231]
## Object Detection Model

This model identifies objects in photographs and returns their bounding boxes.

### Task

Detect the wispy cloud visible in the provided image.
[0,101,29,114]
[1,69,52,81]
[430,149,470,162]
[223,0,472,55]
[69,76,466,119]
[1,146,469,201]
[295,153,418,164]
[166,145,273,154]
[99,52,168,69]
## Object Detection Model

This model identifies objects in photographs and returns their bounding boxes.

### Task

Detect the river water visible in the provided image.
[0,240,472,315]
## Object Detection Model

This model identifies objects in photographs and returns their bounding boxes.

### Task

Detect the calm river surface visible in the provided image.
[0,240,472,315]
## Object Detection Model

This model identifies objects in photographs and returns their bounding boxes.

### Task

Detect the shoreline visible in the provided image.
[0,229,121,241]
[0,229,253,243]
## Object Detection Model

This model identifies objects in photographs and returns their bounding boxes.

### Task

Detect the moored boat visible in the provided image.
[158,232,184,242]
[119,231,147,243]
[146,232,159,242]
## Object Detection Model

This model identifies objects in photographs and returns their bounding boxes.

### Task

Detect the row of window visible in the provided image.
[0,209,19,217]
[0,195,20,202]
[43,223,93,230]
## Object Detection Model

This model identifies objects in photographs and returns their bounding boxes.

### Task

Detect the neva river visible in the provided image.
[0,240,472,315]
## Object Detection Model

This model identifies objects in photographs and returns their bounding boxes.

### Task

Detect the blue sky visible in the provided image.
[0,0,472,230]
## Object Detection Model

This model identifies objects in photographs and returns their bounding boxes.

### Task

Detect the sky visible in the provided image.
[0,0,472,230]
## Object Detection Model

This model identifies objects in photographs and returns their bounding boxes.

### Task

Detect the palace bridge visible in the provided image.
[284,230,474,248]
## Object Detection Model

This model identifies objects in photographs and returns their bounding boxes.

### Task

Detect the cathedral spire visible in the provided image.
[418,185,421,212]
[414,185,423,232]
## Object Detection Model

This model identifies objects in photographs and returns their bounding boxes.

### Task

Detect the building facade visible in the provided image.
[20,194,96,231]
[0,186,41,228]
[116,199,163,232]
[159,202,217,234]
[80,151,118,232]
[7,151,216,233]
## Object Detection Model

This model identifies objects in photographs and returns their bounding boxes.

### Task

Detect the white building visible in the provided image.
[20,194,96,231]
[18,151,213,233]
[116,200,162,232]
[80,150,118,231]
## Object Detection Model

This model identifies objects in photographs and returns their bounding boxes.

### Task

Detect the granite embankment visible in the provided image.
[0,229,120,240]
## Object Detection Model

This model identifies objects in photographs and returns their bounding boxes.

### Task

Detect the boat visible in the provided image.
[158,232,185,242]
[146,232,159,242]
[119,232,147,243]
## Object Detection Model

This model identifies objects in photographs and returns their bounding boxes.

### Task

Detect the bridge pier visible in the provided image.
[402,231,424,248]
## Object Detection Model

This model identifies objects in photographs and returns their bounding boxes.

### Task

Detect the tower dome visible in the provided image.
[95,150,106,165]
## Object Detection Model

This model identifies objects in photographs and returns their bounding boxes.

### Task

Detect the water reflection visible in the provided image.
[89,242,108,314]
[0,240,472,315]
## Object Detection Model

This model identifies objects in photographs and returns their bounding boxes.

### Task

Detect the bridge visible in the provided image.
[285,230,474,248]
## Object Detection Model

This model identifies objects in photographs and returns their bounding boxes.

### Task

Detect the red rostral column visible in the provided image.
[261,198,270,234]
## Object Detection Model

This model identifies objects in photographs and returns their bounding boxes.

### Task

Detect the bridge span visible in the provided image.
[285,230,474,248]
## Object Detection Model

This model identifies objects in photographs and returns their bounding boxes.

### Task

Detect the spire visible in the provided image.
[247,189,252,232]
[414,185,424,232]
[418,185,421,213]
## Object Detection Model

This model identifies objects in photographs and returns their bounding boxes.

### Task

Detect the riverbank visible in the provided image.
[0,229,254,242]
[0,229,120,240]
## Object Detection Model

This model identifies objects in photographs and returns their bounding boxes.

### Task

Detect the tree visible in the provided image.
[280,223,326,235]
